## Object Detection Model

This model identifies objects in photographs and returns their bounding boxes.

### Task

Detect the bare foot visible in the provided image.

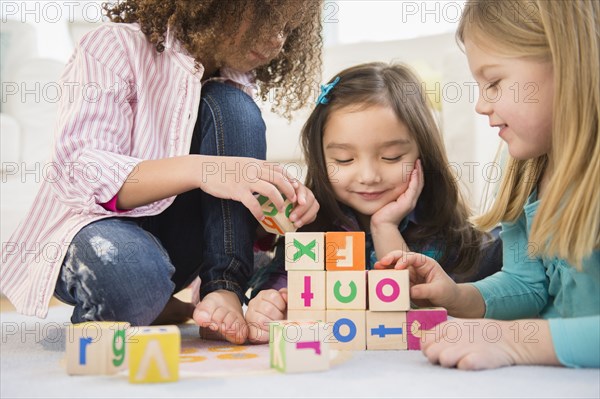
[193,290,248,344]
[152,296,195,325]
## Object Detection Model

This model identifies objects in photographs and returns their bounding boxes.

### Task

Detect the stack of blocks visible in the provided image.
[66,322,181,383]
[284,232,447,351]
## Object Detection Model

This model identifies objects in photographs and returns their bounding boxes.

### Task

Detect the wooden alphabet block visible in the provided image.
[66,321,129,375]
[128,325,180,384]
[325,232,365,271]
[270,321,330,373]
[326,271,367,310]
[286,309,326,322]
[285,232,325,271]
[326,310,366,350]
[287,270,326,310]
[366,311,407,350]
[257,194,296,235]
[367,269,410,311]
[407,308,448,350]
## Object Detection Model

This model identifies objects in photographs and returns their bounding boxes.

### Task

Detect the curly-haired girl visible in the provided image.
[1,0,323,345]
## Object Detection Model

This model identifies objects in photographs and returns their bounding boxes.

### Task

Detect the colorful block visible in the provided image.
[66,321,129,375]
[285,232,325,271]
[257,194,296,235]
[407,308,448,350]
[366,311,407,350]
[325,232,366,271]
[326,310,366,350]
[326,271,367,310]
[128,325,180,383]
[367,269,410,311]
[287,309,326,322]
[287,270,326,310]
[270,321,330,373]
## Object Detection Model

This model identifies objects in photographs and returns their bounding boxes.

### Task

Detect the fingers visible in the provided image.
[376,250,408,269]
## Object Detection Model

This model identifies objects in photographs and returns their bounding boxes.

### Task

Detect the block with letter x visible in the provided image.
[285,232,324,271]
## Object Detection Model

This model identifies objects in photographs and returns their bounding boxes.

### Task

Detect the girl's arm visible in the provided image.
[371,159,424,259]
[116,155,299,221]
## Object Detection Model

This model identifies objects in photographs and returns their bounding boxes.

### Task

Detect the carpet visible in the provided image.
[1,305,599,398]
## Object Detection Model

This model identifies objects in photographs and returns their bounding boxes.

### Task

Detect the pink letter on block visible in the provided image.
[375,278,400,302]
[301,276,314,307]
[407,308,448,350]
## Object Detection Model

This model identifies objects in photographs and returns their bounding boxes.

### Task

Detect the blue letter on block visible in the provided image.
[371,324,403,338]
[79,337,93,365]
[333,318,356,343]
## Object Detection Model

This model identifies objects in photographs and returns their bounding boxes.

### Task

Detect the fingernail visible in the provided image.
[289,214,297,222]
[294,220,303,228]
[196,311,210,320]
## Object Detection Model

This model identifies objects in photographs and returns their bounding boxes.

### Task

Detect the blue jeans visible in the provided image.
[53,82,266,326]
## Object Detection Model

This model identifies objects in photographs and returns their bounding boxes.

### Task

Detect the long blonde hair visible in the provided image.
[457,0,600,268]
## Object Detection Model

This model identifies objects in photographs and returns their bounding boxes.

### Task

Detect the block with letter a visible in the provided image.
[256,194,296,235]
[128,325,180,383]
[325,231,365,271]
[407,308,447,350]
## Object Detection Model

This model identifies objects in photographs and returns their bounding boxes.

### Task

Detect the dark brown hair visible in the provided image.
[301,62,485,277]
[103,0,322,119]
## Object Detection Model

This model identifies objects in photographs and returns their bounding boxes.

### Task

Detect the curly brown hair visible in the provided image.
[103,0,322,119]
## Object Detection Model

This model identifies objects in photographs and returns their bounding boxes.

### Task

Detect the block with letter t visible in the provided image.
[287,270,326,310]
[366,311,407,350]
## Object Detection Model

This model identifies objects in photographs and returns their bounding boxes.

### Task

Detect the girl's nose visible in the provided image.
[358,162,382,185]
[475,90,492,115]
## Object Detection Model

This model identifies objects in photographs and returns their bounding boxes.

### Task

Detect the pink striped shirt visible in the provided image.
[0,23,256,318]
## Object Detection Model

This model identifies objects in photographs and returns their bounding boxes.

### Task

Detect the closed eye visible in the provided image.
[382,155,403,162]
[334,158,353,164]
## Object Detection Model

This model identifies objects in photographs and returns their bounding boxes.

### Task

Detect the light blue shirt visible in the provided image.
[472,192,600,368]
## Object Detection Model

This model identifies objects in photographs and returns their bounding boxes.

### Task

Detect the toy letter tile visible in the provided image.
[66,321,130,375]
[257,194,297,235]
[407,308,448,350]
[325,310,366,350]
[285,232,325,271]
[325,232,365,271]
[366,311,407,350]
[287,270,326,310]
[270,321,330,373]
[128,325,180,383]
[326,271,366,310]
[367,270,410,311]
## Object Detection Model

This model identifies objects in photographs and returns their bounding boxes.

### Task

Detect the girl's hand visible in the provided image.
[374,250,459,309]
[371,159,424,228]
[288,181,319,229]
[197,156,298,221]
[245,288,288,344]
[421,319,559,370]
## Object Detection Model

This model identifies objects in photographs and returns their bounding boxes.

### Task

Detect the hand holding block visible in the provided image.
[257,194,296,235]
[285,232,324,271]
[366,311,407,350]
[270,321,330,373]
[367,269,410,311]
[287,270,326,310]
[128,325,180,384]
[407,308,448,350]
[326,271,366,310]
[325,232,365,271]
[66,321,129,375]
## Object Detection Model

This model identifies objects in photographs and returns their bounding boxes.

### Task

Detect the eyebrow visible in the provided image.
[325,139,411,150]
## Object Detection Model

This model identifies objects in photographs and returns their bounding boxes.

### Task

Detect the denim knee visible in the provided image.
[54,218,176,326]
[199,81,267,159]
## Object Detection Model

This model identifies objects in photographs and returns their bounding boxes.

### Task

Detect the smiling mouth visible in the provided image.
[355,191,385,200]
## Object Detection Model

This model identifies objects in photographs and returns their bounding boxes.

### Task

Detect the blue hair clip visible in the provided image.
[316,76,340,105]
